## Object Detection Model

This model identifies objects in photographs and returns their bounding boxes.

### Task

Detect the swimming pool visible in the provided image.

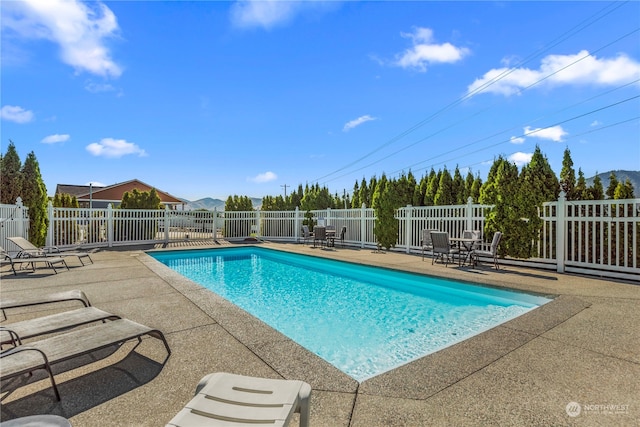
[150,247,550,381]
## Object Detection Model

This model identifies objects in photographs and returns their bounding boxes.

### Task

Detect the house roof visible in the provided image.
[55,179,184,205]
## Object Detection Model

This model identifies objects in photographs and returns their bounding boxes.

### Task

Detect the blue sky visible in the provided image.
[2,1,639,202]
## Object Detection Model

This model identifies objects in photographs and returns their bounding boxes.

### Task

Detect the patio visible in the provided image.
[1,241,638,426]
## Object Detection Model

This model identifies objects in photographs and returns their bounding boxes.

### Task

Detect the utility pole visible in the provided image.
[281,184,289,198]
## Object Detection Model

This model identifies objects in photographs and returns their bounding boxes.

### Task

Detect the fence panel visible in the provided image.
[0,200,30,251]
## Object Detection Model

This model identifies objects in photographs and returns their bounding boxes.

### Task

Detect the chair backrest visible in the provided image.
[430,232,451,253]
[490,232,502,253]
[302,225,311,237]
[422,229,436,246]
[340,226,347,238]
[462,230,473,239]
[314,227,326,239]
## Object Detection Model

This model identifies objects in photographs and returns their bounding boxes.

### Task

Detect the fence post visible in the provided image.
[164,205,170,244]
[107,203,114,248]
[556,191,566,273]
[253,208,260,237]
[294,207,300,242]
[361,203,366,249]
[213,207,218,241]
[466,196,473,231]
[405,205,412,254]
[15,197,25,239]
[46,200,54,247]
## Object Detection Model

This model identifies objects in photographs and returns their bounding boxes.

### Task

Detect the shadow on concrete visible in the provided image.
[0,351,166,421]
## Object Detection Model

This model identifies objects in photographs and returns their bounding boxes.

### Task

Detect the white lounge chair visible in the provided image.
[167,372,311,427]
[7,236,93,266]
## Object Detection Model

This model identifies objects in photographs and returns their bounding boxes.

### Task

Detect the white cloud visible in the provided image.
[393,27,470,72]
[509,152,533,166]
[86,138,147,158]
[510,136,525,144]
[41,134,70,144]
[524,125,567,142]
[230,0,301,29]
[468,50,640,96]
[248,171,277,183]
[590,120,602,127]
[0,105,34,123]
[85,181,106,187]
[343,115,377,132]
[2,0,121,77]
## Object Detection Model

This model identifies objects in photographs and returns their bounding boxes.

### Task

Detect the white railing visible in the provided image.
[4,194,634,281]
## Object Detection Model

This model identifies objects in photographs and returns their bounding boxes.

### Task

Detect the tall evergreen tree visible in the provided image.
[559,147,576,200]
[423,169,438,206]
[515,146,559,258]
[434,167,454,206]
[21,151,48,246]
[614,179,635,199]
[590,174,604,200]
[351,180,361,208]
[575,168,589,200]
[0,141,23,204]
[605,172,618,199]
[451,166,465,204]
[372,174,399,250]
[483,158,520,257]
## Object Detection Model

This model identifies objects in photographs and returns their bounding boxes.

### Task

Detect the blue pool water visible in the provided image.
[150,247,549,381]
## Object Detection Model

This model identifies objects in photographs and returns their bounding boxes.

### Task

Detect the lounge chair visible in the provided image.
[1,246,68,276]
[430,231,460,266]
[7,236,93,266]
[473,231,503,269]
[1,307,120,346]
[166,372,311,427]
[421,229,437,260]
[0,318,171,400]
[1,289,91,321]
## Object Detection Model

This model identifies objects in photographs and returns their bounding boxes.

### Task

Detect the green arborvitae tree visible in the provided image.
[21,151,48,246]
[464,170,475,202]
[434,167,454,206]
[423,168,438,206]
[483,158,520,257]
[559,147,576,200]
[0,141,23,204]
[225,195,254,211]
[590,173,605,200]
[605,172,618,199]
[452,166,465,204]
[120,188,162,209]
[575,168,589,200]
[515,146,559,258]
[351,180,361,208]
[614,179,635,199]
[52,193,82,245]
[372,174,399,250]
[470,175,482,203]
[479,156,506,205]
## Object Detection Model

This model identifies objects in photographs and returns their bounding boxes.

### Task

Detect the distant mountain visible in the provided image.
[180,197,262,211]
[586,170,639,197]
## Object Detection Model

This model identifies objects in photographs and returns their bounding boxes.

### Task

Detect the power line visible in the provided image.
[312,1,636,185]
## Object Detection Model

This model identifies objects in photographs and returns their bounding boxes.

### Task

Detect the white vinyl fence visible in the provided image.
[3,194,638,281]
[0,198,30,249]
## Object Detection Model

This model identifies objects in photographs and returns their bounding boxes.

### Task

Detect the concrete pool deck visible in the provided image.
[1,241,638,426]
